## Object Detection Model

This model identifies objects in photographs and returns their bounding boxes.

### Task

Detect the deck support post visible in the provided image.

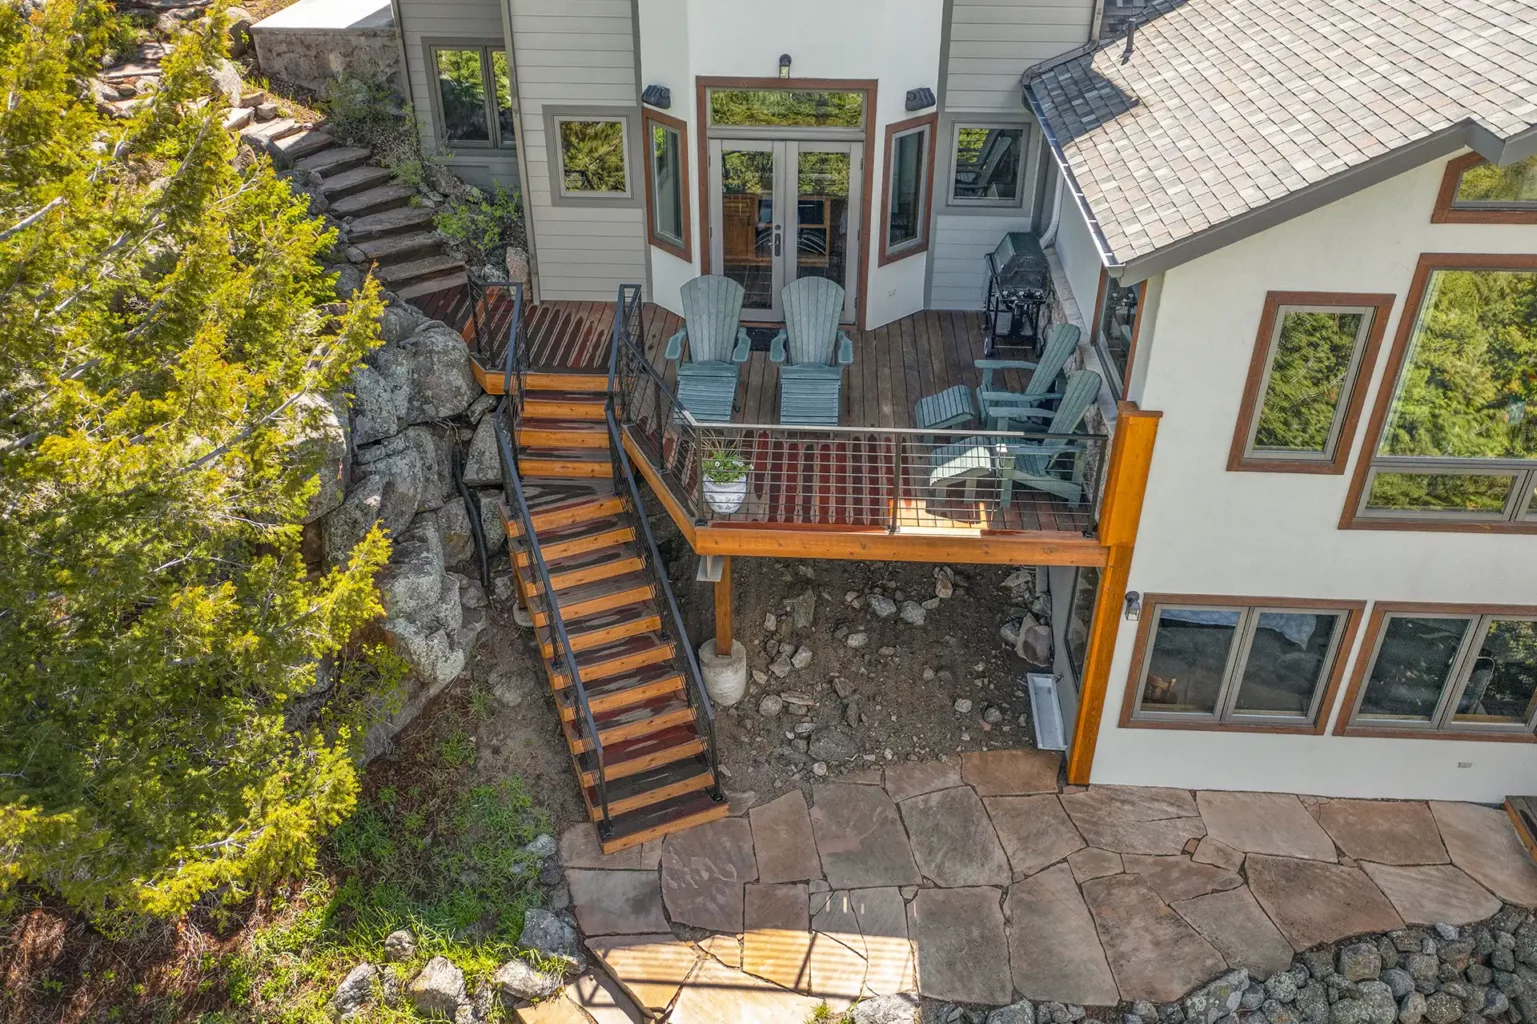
[715,557,733,656]
[1066,403,1161,786]
[696,556,746,706]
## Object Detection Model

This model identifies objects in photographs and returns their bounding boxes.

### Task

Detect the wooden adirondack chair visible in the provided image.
[975,322,1081,429]
[994,368,1102,507]
[663,275,753,422]
[768,277,854,426]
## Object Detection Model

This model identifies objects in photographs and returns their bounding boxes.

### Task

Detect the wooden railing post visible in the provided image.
[1066,402,1161,786]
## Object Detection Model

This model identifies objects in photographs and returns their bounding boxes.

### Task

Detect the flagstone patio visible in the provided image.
[557,750,1537,1020]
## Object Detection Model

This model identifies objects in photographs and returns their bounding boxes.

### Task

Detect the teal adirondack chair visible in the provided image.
[975,322,1081,429]
[663,275,752,422]
[769,277,854,426]
[995,368,1102,507]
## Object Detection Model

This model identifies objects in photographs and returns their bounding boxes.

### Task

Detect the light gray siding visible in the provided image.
[944,0,1096,112]
[395,0,521,188]
[510,0,646,301]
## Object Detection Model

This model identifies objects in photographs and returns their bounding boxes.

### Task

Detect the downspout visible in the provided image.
[1039,163,1066,247]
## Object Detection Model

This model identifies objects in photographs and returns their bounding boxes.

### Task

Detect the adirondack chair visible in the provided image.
[768,277,854,426]
[994,368,1102,507]
[975,322,1081,429]
[663,275,753,422]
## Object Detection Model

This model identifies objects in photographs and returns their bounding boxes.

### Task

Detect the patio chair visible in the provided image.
[663,275,752,423]
[994,368,1102,507]
[769,277,854,426]
[975,322,1081,429]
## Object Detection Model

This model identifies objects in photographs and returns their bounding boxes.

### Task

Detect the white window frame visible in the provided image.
[546,109,638,206]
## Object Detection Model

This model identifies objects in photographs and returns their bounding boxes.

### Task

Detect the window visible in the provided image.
[429,44,515,149]
[1065,566,1100,684]
[552,116,631,198]
[1433,154,1537,224]
[707,89,865,129]
[1339,605,1537,739]
[880,115,935,264]
[643,110,690,261]
[1346,256,1537,529]
[1122,595,1362,732]
[950,124,1026,206]
[1091,272,1141,395]
[1228,292,1394,474]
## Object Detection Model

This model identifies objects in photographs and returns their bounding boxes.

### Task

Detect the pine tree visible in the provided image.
[0,0,390,921]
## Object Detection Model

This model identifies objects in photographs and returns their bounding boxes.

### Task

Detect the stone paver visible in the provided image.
[564,972,642,1024]
[1004,863,1119,1006]
[585,934,701,1014]
[749,790,821,883]
[567,870,669,935]
[1120,854,1244,903]
[883,759,962,802]
[1360,862,1502,925]
[661,816,758,933]
[742,882,811,991]
[810,784,922,889]
[1192,836,1244,871]
[668,957,822,1024]
[1068,847,1124,883]
[1316,800,1448,865]
[1245,854,1403,950]
[911,887,1013,1005]
[1172,886,1295,980]
[1197,791,1337,861]
[986,795,1086,878]
[806,931,867,1008]
[560,823,642,869]
[514,993,590,1024]
[1430,801,1537,906]
[698,933,740,969]
[850,887,916,996]
[1081,873,1227,1003]
[899,786,1012,887]
[1060,786,1207,854]
[961,748,1062,796]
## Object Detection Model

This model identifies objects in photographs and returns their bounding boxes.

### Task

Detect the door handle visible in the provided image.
[773,224,782,257]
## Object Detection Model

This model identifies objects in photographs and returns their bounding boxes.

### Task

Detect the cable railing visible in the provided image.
[608,295,1109,537]
[490,286,612,834]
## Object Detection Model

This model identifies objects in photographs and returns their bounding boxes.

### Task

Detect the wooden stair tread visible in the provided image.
[531,577,654,627]
[537,608,661,658]
[576,725,703,785]
[565,693,695,753]
[555,665,683,722]
[549,634,676,687]
[583,757,716,822]
[597,791,730,853]
[521,370,612,393]
[502,492,623,541]
[516,542,644,595]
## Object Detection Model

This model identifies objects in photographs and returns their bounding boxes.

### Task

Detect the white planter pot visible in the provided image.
[703,476,747,515]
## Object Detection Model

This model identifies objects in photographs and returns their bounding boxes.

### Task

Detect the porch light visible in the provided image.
[778,54,792,78]
[1124,591,1142,621]
[641,84,671,109]
[905,87,936,112]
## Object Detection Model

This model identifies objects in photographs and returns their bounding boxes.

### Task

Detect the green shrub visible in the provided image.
[434,183,522,268]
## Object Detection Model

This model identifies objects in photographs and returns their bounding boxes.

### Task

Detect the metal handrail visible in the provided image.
[501,282,527,402]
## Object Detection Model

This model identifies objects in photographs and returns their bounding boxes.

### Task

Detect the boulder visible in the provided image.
[331,963,377,1018]
[322,475,384,566]
[475,488,506,555]
[403,323,480,423]
[1340,943,1384,982]
[377,516,444,621]
[1017,623,1053,665]
[462,416,501,486]
[330,263,364,300]
[383,929,416,962]
[436,497,476,567]
[209,57,242,105]
[224,6,253,56]
[428,574,463,634]
[404,425,454,512]
[406,955,465,1017]
[384,618,464,688]
[355,444,424,540]
[291,392,349,523]
[518,909,584,967]
[489,957,564,1003]
[989,1000,1036,1024]
[349,348,411,446]
[852,993,921,1024]
[378,303,417,344]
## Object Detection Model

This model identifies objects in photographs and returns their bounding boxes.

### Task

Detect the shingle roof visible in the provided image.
[1026,0,1537,270]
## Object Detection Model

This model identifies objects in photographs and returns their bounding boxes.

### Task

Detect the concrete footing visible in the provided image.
[698,638,747,706]
[512,603,534,628]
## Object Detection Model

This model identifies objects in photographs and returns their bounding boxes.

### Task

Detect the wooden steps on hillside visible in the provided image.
[581,757,718,822]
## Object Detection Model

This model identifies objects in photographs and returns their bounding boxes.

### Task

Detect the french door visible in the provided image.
[709,138,862,323]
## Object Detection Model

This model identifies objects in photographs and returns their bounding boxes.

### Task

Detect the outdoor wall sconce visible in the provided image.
[1124,591,1142,621]
[641,84,671,109]
[778,54,792,78]
[905,87,936,111]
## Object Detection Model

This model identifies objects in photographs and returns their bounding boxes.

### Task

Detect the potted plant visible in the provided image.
[700,436,749,515]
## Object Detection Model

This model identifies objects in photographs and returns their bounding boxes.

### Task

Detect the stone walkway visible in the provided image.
[551,750,1537,1020]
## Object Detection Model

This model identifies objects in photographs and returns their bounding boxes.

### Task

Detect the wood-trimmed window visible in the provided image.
[426,42,516,150]
[1089,270,1142,397]
[1121,594,1363,733]
[1336,603,1537,741]
[879,114,936,265]
[1342,254,1537,532]
[1227,292,1394,474]
[643,109,691,262]
[1432,153,1537,225]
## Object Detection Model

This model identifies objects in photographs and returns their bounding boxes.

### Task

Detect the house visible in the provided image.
[381,0,1537,846]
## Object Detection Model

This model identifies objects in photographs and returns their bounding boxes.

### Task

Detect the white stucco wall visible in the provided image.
[635,0,944,326]
[1091,151,1537,802]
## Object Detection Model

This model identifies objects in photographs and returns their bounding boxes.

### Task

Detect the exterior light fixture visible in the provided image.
[1124,591,1142,621]
[905,87,936,112]
[641,84,671,109]
[778,54,792,78]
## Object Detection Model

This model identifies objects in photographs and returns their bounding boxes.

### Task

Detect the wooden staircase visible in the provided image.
[494,368,728,852]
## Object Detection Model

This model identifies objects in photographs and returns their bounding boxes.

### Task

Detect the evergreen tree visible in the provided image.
[0,0,390,921]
